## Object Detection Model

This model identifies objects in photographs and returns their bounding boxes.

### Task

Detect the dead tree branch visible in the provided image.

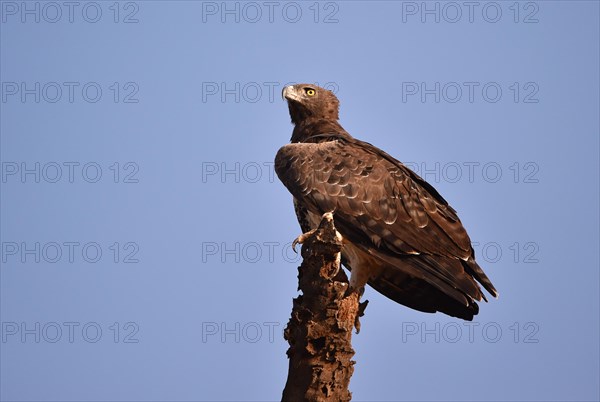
[282,213,366,402]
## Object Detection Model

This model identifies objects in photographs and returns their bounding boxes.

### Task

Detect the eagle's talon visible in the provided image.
[355,300,369,334]
[292,229,317,253]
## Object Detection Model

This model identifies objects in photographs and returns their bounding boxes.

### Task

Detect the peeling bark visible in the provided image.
[282,213,366,402]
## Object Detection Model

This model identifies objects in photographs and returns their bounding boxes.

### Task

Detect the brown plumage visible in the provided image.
[275,84,498,320]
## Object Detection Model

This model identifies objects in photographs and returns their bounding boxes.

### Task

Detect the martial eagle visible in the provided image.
[274,84,498,320]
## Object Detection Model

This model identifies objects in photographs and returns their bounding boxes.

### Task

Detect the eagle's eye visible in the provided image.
[305,88,316,96]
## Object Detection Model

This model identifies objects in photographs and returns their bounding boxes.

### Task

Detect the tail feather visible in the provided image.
[368,271,479,321]
[462,256,498,298]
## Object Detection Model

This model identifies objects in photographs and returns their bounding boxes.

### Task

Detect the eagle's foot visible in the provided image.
[291,229,317,253]
[342,285,368,333]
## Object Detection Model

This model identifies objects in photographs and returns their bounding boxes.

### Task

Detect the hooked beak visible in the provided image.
[282,85,301,102]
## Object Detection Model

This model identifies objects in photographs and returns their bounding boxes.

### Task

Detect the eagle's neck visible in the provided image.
[290,119,352,143]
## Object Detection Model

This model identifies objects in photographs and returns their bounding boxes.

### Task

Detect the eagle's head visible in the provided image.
[282,84,340,125]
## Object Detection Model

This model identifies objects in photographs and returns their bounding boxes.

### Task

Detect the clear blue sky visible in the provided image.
[1,1,599,401]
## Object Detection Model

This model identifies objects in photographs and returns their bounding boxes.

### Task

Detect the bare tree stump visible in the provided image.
[282,213,366,402]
